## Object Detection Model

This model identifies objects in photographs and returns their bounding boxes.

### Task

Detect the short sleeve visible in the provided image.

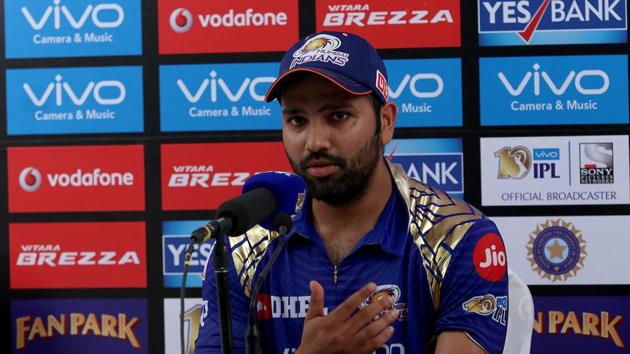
[435,218,509,354]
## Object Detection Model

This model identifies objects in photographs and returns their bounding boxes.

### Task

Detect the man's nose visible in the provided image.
[305,120,332,153]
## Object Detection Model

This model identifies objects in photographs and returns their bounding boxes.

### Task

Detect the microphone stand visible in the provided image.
[185,217,235,354]
[213,219,235,354]
[246,214,293,354]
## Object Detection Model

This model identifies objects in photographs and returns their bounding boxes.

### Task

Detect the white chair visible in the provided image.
[503,268,534,354]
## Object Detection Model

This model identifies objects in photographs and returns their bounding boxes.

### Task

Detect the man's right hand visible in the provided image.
[295,280,398,354]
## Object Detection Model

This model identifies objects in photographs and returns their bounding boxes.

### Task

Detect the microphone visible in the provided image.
[190,171,305,242]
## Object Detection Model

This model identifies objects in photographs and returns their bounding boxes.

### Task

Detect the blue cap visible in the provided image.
[264,31,389,104]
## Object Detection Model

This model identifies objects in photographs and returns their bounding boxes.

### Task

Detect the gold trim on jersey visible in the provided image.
[228,226,278,297]
[389,163,483,310]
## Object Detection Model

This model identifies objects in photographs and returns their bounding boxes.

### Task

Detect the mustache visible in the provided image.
[299,151,346,171]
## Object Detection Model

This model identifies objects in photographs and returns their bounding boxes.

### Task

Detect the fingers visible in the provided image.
[347,295,395,334]
[329,282,377,321]
[354,308,399,342]
[356,325,395,354]
[305,280,325,320]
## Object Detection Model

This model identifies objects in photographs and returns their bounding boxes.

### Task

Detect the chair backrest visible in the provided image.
[503,268,534,354]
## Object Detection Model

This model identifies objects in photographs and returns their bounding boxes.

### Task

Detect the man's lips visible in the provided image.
[305,160,339,178]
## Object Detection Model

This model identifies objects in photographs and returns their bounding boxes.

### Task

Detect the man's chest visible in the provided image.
[256,246,436,353]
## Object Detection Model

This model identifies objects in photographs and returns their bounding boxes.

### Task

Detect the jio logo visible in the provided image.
[19,167,42,192]
[170,8,193,33]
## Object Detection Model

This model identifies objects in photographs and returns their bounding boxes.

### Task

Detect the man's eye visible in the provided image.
[288,116,306,126]
[332,112,349,121]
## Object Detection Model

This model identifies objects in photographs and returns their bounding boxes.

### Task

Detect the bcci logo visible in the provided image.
[19,167,42,192]
[463,294,507,326]
[360,284,408,321]
[170,8,193,33]
[495,146,532,179]
[580,143,614,184]
[527,219,587,282]
[290,34,349,69]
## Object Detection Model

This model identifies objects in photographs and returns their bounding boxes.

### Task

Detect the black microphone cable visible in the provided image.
[246,213,294,354]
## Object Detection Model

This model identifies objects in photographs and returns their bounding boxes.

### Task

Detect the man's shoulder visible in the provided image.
[390,162,492,308]
[228,225,278,298]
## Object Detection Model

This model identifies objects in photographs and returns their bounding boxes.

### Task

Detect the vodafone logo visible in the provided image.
[473,233,507,282]
[19,167,42,192]
[19,168,134,190]
[170,8,193,33]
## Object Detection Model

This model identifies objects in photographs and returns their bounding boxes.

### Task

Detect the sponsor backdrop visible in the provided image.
[2,1,628,354]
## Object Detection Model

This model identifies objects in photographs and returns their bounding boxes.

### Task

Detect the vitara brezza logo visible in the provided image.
[21,0,124,44]
[16,244,140,267]
[322,4,454,26]
[168,165,249,187]
[18,167,134,191]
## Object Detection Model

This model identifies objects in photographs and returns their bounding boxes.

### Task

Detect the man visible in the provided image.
[195,31,508,354]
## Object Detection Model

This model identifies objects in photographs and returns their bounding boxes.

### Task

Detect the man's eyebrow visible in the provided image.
[317,102,354,113]
[282,108,306,115]
[281,101,355,115]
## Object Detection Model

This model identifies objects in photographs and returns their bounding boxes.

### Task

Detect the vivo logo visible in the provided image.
[23,75,126,106]
[389,73,444,99]
[498,63,609,96]
[21,0,124,30]
[533,148,560,160]
[176,71,275,103]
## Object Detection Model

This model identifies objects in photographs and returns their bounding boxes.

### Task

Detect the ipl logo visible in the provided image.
[495,146,532,179]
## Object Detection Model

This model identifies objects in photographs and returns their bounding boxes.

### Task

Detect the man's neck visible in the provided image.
[311,161,393,265]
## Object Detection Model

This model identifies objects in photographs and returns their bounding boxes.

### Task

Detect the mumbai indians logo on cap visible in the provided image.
[290,34,349,69]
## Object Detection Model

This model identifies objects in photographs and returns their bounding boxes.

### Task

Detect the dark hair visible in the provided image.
[368,93,384,134]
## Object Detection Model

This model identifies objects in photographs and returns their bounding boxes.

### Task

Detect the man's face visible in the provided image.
[280,74,382,206]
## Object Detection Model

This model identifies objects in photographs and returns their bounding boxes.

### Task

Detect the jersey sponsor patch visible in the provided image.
[473,232,507,282]
[463,294,508,326]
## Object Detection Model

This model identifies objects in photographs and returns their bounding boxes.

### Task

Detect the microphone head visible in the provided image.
[242,171,306,231]
[273,213,293,234]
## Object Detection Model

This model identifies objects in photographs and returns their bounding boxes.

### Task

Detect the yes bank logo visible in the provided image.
[478,0,627,45]
[162,232,213,288]
[385,58,462,127]
[160,63,280,132]
[7,66,143,135]
[5,0,142,58]
[480,55,628,126]
[389,153,464,196]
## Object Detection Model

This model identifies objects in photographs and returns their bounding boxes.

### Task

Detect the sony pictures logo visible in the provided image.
[580,143,614,184]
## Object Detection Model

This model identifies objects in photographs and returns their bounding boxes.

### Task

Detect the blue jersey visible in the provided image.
[195,163,508,354]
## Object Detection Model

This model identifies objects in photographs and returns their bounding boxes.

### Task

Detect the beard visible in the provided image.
[287,134,382,206]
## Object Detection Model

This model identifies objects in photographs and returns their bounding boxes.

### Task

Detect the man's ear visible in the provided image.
[379,102,397,145]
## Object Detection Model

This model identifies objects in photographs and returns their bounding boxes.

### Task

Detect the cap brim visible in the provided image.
[264,67,372,102]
